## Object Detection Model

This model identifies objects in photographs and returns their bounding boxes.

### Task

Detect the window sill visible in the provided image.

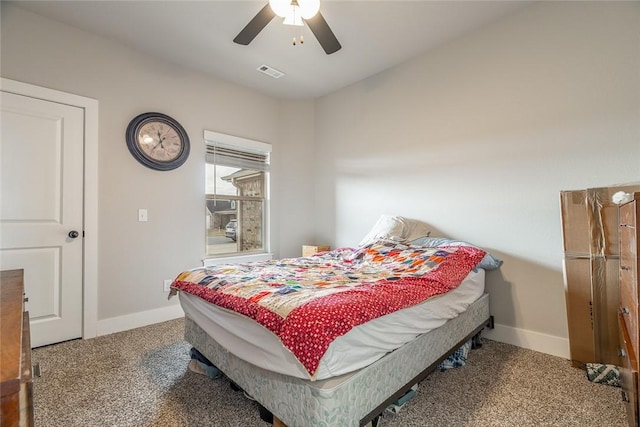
[202,252,274,267]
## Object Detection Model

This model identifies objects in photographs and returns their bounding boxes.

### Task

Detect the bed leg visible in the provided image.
[471,332,483,349]
[273,416,287,427]
[471,316,493,349]
[487,315,495,329]
[258,404,287,426]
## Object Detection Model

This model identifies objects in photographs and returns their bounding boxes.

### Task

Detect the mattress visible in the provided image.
[179,267,485,380]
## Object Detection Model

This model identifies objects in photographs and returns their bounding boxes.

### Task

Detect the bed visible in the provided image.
[170,238,497,426]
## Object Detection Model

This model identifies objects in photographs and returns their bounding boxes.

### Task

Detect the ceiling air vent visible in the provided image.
[257,64,284,79]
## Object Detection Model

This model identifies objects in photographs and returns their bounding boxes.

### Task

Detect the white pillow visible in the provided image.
[358,215,430,247]
[405,219,431,242]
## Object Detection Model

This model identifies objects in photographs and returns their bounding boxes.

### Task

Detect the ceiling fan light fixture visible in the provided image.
[269,0,320,24]
[234,1,341,55]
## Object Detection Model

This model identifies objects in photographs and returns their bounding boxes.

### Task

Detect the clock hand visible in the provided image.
[151,135,166,151]
[157,131,166,148]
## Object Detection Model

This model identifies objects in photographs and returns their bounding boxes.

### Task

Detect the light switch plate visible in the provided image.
[138,209,148,222]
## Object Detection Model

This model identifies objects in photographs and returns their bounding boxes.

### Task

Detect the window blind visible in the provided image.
[206,145,270,172]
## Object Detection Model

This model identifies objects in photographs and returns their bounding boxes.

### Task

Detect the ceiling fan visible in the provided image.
[233,0,342,55]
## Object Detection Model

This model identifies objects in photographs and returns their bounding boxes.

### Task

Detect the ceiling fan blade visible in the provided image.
[304,12,341,55]
[233,3,276,45]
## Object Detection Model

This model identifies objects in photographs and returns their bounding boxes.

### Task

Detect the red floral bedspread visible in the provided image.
[171,240,485,378]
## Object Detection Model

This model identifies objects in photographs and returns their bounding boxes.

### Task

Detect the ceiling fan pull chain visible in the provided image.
[292,34,304,46]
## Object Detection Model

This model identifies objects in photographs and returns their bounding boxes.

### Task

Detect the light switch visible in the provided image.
[138,209,148,222]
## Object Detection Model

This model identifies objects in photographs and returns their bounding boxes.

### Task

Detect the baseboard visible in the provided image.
[96,303,185,337]
[95,305,569,360]
[483,322,570,359]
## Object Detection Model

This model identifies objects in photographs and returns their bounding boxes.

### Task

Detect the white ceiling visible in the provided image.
[9,1,532,100]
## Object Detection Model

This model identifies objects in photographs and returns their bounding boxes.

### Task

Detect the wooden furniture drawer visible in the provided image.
[621,251,638,298]
[621,222,638,287]
[621,201,637,230]
[620,316,639,427]
[620,225,637,259]
[621,281,639,360]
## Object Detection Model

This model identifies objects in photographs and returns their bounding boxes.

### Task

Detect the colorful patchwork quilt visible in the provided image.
[171,240,485,379]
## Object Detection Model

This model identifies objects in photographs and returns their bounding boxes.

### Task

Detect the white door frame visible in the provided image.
[1,77,99,340]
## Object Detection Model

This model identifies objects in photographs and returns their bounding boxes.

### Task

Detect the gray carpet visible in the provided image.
[32,318,628,426]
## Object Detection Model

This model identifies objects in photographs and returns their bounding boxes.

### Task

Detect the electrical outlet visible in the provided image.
[163,279,172,292]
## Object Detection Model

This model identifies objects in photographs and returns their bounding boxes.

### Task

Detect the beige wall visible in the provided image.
[0,4,315,321]
[314,1,640,355]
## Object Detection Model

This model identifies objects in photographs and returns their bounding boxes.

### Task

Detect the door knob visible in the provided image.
[68,230,80,239]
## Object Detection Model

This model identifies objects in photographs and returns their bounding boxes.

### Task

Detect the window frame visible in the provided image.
[203,130,271,262]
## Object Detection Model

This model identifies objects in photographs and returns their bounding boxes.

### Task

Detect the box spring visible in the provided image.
[184,292,490,427]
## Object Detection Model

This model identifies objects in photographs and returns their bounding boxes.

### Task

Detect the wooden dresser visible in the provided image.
[619,193,640,427]
[0,269,34,427]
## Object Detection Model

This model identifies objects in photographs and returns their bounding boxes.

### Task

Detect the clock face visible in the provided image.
[137,121,183,162]
[125,113,190,171]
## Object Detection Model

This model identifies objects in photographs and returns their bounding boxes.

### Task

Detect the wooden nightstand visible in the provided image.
[302,245,330,257]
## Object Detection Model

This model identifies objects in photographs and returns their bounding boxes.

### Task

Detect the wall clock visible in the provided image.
[125,112,190,171]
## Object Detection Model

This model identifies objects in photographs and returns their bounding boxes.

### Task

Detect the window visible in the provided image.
[204,130,271,258]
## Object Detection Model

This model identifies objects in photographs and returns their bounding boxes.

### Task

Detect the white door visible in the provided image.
[1,90,84,347]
